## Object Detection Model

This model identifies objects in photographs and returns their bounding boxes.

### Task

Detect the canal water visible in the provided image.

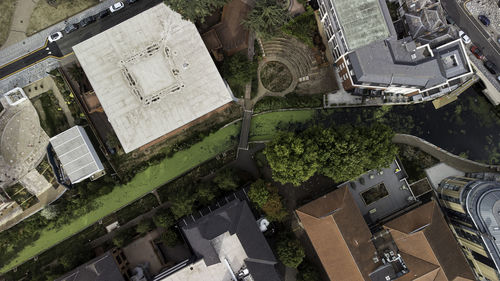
[316,84,500,164]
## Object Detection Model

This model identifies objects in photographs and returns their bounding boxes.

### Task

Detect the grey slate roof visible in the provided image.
[348,38,469,89]
[55,251,125,281]
[50,126,104,184]
[181,199,280,281]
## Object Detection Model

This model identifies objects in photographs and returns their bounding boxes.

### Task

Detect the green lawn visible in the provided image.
[250,110,315,141]
[0,0,16,47]
[1,122,240,272]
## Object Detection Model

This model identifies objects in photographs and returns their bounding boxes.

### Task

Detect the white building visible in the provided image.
[50,126,104,184]
[73,3,233,153]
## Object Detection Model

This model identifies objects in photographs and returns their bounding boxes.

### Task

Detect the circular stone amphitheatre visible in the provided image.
[260,61,293,93]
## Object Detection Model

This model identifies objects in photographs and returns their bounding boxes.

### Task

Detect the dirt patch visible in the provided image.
[260,61,293,92]
[0,0,17,47]
[27,0,98,35]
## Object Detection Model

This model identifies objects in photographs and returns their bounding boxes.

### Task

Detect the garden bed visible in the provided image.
[32,90,70,137]
[260,61,293,92]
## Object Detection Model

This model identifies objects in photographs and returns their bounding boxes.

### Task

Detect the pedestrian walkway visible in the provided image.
[393,134,500,173]
[1,0,39,50]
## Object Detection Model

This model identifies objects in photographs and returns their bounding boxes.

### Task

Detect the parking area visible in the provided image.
[465,0,500,37]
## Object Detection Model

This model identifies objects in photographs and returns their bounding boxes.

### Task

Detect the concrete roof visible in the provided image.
[348,39,470,89]
[425,163,464,190]
[55,251,125,281]
[73,3,233,153]
[332,0,393,50]
[164,200,279,281]
[347,160,414,224]
[50,126,104,184]
[464,181,500,273]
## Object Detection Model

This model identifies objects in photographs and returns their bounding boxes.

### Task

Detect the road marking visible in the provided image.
[0,52,75,81]
[463,0,472,16]
[0,40,49,69]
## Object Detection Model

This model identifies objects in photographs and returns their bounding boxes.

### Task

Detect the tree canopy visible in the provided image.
[223,53,257,95]
[264,124,397,186]
[243,0,290,38]
[276,235,305,268]
[248,180,287,221]
[213,168,240,191]
[153,208,175,228]
[164,0,229,23]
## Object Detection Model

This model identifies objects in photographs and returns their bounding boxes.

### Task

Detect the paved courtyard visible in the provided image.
[123,229,164,275]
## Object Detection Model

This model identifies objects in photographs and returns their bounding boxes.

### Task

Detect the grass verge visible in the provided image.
[27,0,98,35]
[0,122,241,272]
[0,0,17,47]
[250,110,315,141]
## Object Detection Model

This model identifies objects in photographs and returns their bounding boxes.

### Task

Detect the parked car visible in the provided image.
[64,24,78,34]
[459,30,471,44]
[497,36,500,44]
[470,45,485,60]
[109,2,124,12]
[48,32,63,43]
[478,15,490,26]
[97,9,110,19]
[484,61,498,75]
[126,0,138,4]
[79,16,96,28]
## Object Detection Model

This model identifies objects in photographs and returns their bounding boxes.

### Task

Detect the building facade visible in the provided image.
[437,177,500,281]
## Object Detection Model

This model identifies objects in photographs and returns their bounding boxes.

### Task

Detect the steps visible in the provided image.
[262,36,317,78]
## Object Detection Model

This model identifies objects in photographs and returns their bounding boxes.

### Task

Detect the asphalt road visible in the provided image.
[57,0,162,55]
[0,0,162,80]
[0,42,62,80]
[442,0,500,68]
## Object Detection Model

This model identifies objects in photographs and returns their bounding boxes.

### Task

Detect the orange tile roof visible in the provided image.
[383,201,475,281]
[296,186,378,281]
[297,188,475,281]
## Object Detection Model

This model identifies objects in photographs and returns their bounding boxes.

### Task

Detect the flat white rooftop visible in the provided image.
[50,126,104,184]
[73,3,233,153]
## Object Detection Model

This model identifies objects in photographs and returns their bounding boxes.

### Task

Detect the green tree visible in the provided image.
[136,219,154,234]
[261,184,288,221]
[248,179,270,208]
[243,0,290,38]
[276,236,305,268]
[40,205,58,220]
[281,7,317,47]
[265,125,397,185]
[297,261,321,281]
[213,168,239,191]
[223,53,257,87]
[248,180,287,221]
[160,230,179,247]
[153,208,175,228]
[264,131,319,186]
[164,0,229,23]
[169,190,197,219]
[196,181,216,204]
